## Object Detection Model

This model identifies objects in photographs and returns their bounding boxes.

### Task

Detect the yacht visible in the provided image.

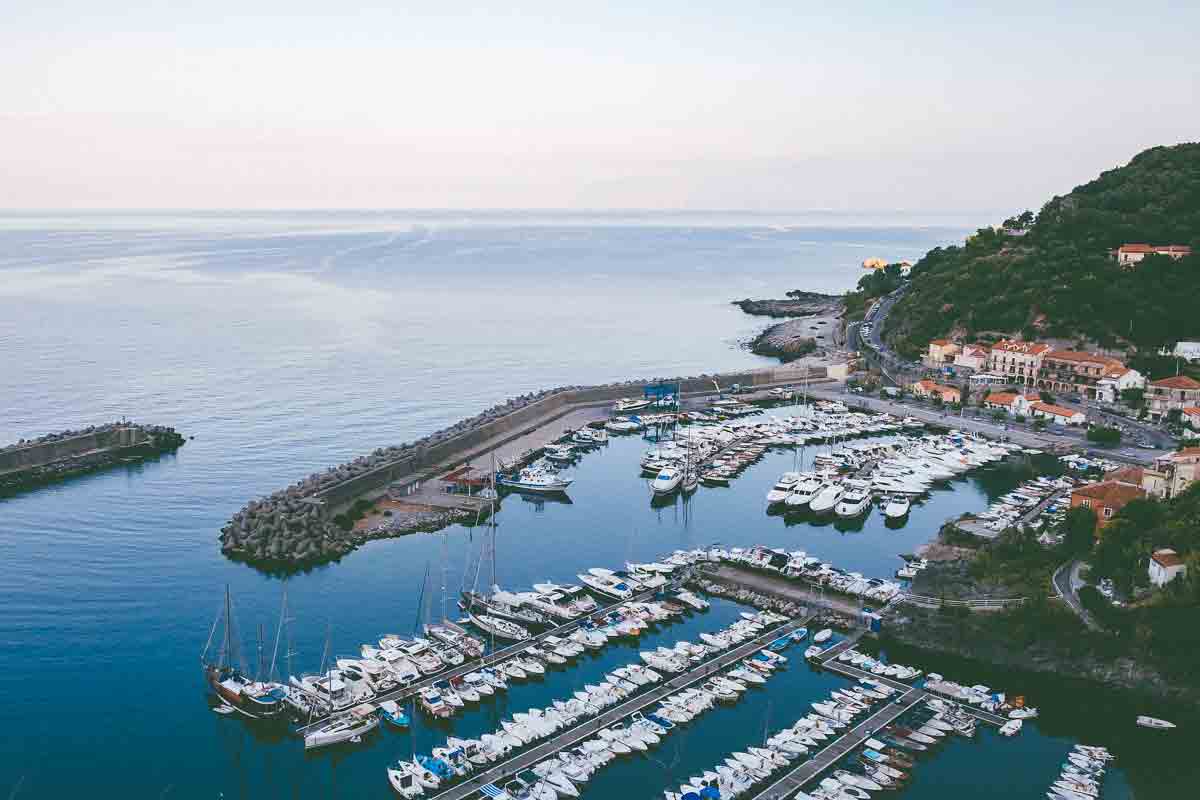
[784,473,824,509]
[652,467,683,495]
[460,589,549,628]
[809,481,844,515]
[497,467,573,493]
[614,397,653,413]
[578,569,635,601]
[1136,715,1176,730]
[883,494,910,518]
[468,612,530,642]
[765,472,801,505]
[304,703,379,749]
[834,480,872,518]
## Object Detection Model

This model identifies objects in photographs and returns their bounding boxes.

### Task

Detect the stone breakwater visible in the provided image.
[0,422,186,495]
[220,365,823,570]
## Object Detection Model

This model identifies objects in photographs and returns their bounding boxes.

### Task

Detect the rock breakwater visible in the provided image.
[218,387,579,567]
[0,421,185,495]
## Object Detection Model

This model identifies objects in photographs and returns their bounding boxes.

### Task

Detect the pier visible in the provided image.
[423,616,814,800]
[749,686,924,800]
[742,643,1007,800]
[297,579,718,734]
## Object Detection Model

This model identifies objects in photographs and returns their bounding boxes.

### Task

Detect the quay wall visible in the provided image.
[219,363,829,567]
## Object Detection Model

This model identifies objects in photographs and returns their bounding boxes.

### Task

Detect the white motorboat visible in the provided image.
[809,482,844,514]
[883,495,911,518]
[578,570,635,601]
[766,472,801,504]
[1136,715,1176,730]
[812,628,833,643]
[304,703,379,749]
[652,467,683,495]
[497,467,573,493]
[834,481,872,517]
[386,761,426,798]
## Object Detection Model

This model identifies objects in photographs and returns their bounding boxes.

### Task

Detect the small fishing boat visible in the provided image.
[378,699,409,728]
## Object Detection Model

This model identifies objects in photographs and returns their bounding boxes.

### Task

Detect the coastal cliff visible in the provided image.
[733,291,843,319]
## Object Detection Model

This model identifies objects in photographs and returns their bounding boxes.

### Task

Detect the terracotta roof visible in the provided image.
[1183,408,1200,415]
[1172,446,1200,462]
[1045,350,1124,368]
[1102,366,1133,379]
[1105,466,1144,486]
[1118,244,1155,253]
[1152,549,1183,568]
[1032,401,1082,418]
[991,339,1050,355]
[964,345,990,357]
[1072,480,1146,508]
[929,339,951,347]
[1149,375,1200,390]
[985,392,1019,406]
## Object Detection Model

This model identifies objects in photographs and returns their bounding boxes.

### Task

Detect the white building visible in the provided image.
[1171,341,1200,363]
[1149,548,1187,587]
[1096,366,1146,404]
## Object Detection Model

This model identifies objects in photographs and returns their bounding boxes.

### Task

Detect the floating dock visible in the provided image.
[422,616,815,800]
[297,582,687,734]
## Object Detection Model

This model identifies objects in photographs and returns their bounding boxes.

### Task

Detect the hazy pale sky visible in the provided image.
[3,1,1197,212]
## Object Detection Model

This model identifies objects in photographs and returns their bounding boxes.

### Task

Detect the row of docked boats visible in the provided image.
[829,648,924,682]
[969,474,1077,533]
[1047,744,1115,800]
[386,611,795,798]
[711,545,906,605]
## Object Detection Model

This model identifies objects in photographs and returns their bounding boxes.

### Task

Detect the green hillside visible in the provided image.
[885,143,1200,359]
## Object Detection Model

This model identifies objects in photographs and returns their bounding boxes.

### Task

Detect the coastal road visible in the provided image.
[1054,560,1099,630]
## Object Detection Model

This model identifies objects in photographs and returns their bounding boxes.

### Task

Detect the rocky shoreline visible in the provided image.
[0,422,185,495]
[734,294,845,362]
[732,292,843,318]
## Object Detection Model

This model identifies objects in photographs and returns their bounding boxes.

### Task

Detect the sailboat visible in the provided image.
[201,585,288,719]
[464,457,531,643]
[681,434,699,494]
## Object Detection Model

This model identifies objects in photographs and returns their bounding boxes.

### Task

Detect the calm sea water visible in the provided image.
[0,212,1187,799]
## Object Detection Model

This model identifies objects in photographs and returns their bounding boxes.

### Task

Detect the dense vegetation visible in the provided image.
[885,143,1200,360]
[843,263,904,322]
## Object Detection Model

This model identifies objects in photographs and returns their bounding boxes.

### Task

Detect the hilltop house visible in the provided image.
[1184,408,1200,429]
[1149,549,1187,587]
[1114,244,1192,267]
[1167,341,1200,363]
[911,380,961,404]
[987,340,1050,388]
[1146,375,1200,419]
[1070,480,1146,528]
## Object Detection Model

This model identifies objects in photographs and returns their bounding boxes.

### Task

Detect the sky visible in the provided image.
[2,1,1198,213]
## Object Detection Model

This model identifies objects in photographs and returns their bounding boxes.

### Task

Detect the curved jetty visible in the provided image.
[220,366,828,569]
[0,421,185,495]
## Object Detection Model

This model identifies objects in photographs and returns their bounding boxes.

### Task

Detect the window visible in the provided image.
[1081,498,1092,508]
[1103,507,1113,519]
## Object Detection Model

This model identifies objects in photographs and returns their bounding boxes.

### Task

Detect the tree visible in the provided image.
[1033,418,1047,431]
[931,395,944,408]
[1087,425,1122,446]
[1040,390,1055,403]
[1060,506,1098,556]
[992,409,1007,422]
[1120,387,1145,409]
[1167,409,1183,426]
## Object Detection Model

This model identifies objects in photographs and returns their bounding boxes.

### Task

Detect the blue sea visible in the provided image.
[0,212,1188,799]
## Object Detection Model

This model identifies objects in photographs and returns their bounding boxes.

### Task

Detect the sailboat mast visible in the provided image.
[268,585,286,681]
[222,585,232,669]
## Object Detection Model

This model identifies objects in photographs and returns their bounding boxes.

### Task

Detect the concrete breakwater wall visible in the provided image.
[219,364,827,568]
[0,422,186,494]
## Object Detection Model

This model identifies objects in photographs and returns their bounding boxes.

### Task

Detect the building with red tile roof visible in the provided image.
[1070,480,1146,528]
[1147,375,1200,419]
[1115,244,1192,266]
